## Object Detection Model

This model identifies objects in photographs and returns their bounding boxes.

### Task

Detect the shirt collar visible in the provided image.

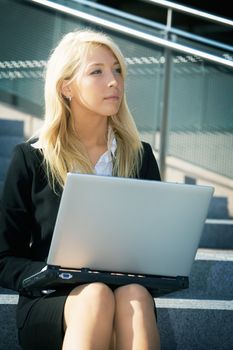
[107,126,117,157]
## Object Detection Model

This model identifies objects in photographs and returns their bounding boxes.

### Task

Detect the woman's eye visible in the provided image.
[90,69,102,75]
[115,67,122,74]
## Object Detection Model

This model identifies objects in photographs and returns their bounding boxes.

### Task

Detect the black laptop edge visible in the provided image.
[22,265,189,297]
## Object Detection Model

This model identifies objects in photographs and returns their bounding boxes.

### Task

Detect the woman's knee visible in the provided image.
[64,283,115,328]
[114,283,154,306]
[66,282,115,310]
[85,282,115,304]
[115,283,151,299]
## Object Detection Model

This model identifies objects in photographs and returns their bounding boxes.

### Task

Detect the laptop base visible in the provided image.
[22,265,189,297]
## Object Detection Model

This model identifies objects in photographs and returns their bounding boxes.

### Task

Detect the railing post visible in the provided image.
[159,8,172,180]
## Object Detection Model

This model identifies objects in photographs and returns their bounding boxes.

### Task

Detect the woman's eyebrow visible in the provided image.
[87,61,120,68]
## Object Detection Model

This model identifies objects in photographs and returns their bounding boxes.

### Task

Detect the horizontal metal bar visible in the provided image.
[141,0,233,27]
[71,0,233,53]
[29,0,233,68]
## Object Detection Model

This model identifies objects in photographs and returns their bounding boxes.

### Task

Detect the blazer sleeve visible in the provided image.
[139,142,161,181]
[0,145,45,292]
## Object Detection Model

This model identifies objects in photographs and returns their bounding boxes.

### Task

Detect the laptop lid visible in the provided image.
[47,173,214,277]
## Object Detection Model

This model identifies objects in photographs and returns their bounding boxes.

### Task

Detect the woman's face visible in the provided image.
[68,45,124,120]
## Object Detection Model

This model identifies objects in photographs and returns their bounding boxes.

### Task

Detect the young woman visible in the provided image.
[0,29,161,350]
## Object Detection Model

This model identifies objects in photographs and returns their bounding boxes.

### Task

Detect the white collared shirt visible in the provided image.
[31,128,117,176]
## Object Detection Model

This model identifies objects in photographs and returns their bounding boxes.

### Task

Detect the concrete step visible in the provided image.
[0,121,25,198]
[0,119,24,137]
[157,305,233,350]
[0,249,232,350]
[0,181,4,196]
[200,219,233,249]
[156,249,233,349]
[166,249,233,300]
[0,289,20,350]
[207,196,231,220]
[0,156,10,181]
[0,135,24,158]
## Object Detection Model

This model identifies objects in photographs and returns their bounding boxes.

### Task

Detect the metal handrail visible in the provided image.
[70,0,233,53]
[30,0,233,68]
[141,0,233,27]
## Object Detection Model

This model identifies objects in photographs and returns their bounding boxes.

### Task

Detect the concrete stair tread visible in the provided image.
[207,196,231,219]
[0,135,24,157]
[0,119,24,137]
[156,249,233,349]
[0,122,25,198]
[201,220,233,249]
[0,156,11,180]
[159,249,233,300]
[157,308,233,350]
[196,248,233,260]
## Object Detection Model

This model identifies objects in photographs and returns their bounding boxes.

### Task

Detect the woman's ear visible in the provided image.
[61,80,72,99]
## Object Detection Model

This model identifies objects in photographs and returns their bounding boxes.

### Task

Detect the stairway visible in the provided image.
[0,119,24,350]
[156,197,233,349]
[1,214,232,350]
[0,120,233,350]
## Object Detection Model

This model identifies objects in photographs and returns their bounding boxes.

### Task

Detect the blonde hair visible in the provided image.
[38,29,142,190]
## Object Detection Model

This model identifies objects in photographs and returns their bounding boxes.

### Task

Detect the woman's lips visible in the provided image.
[104,95,120,100]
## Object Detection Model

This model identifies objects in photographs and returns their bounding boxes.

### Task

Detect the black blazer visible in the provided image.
[0,141,160,328]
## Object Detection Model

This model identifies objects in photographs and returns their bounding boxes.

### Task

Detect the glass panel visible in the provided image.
[168,52,233,179]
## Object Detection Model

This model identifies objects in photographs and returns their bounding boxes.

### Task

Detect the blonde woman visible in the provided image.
[0,29,161,350]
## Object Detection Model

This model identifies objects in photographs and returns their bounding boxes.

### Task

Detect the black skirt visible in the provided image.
[18,288,71,350]
[18,285,158,350]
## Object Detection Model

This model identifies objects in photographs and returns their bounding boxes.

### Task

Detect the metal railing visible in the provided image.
[70,0,233,53]
[141,0,233,27]
[29,1,233,68]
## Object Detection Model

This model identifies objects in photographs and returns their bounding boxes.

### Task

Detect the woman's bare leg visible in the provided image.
[114,284,160,350]
[62,282,115,350]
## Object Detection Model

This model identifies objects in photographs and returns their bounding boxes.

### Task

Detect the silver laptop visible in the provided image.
[22,173,214,296]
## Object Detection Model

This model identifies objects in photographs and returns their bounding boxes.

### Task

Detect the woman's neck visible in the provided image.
[75,116,109,149]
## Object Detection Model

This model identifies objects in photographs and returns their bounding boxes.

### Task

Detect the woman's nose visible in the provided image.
[108,79,117,87]
[107,72,118,87]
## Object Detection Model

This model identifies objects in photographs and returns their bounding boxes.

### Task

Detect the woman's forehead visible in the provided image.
[84,44,119,65]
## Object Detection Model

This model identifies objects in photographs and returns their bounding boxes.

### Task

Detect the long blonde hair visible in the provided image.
[38,29,142,191]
